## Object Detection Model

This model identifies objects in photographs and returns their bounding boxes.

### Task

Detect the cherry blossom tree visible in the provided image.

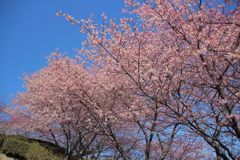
[6,53,148,159]
[6,54,114,159]
[7,51,208,159]
[0,96,8,134]
[55,0,240,159]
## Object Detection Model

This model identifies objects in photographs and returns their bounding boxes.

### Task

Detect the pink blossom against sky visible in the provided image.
[0,0,132,103]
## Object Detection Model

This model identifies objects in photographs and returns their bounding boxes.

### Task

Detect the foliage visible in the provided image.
[28,138,66,156]
[2,136,29,159]
[26,142,64,160]
[1,135,66,160]
[0,134,6,147]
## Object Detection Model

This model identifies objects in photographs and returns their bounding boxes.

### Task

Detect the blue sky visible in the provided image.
[0,0,132,103]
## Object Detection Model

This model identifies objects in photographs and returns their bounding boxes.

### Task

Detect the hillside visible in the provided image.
[0,135,66,160]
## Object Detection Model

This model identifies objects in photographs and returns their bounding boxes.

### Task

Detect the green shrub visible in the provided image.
[2,137,29,159]
[5,135,27,141]
[1,135,66,160]
[28,138,66,156]
[0,134,6,147]
[26,142,65,160]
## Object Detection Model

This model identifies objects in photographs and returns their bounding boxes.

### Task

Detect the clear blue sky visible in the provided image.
[0,0,131,103]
